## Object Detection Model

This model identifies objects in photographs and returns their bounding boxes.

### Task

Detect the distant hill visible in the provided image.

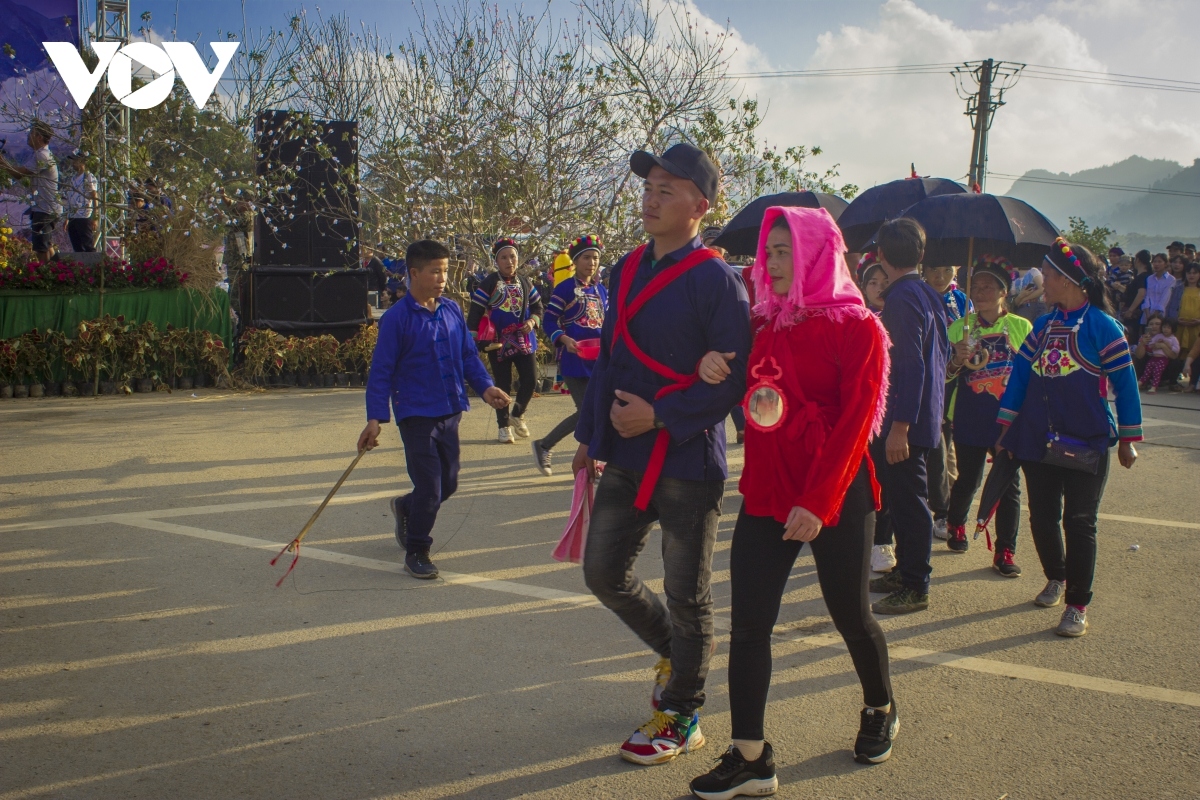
[1106,159,1200,237]
[1004,156,1184,229]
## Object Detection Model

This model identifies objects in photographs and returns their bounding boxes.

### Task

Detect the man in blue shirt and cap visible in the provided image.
[359,239,510,579]
[573,142,751,766]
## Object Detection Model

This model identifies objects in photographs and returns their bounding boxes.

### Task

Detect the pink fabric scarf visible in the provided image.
[749,205,892,436]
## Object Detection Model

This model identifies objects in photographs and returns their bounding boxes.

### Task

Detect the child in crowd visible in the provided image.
[924,265,967,323]
[1137,317,1180,393]
[860,262,889,315]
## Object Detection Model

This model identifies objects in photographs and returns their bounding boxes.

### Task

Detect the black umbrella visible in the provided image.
[973,448,1021,550]
[712,191,849,257]
[837,177,966,252]
[897,193,1062,274]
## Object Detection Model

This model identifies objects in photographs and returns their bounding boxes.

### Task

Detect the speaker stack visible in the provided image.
[245,111,367,339]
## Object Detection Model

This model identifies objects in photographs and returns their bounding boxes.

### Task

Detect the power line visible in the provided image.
[990,171,1200,199]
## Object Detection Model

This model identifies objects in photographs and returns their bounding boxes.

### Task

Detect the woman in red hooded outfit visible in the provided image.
[689,207,895,800]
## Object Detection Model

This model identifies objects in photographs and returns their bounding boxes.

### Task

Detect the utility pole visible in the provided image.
[954,59,1024,193]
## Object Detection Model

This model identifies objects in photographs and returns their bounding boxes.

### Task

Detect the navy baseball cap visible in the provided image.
[631,143,719,201]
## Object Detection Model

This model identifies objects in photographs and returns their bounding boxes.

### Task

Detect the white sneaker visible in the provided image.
[870,544,897,574]
[497,427,515,444]
[512,416,531,438]
[933,518,949,540]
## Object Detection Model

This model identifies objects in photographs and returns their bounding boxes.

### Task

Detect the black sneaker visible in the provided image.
[390,495,409,550]
[854,702,899,764]
[992,548,1022,577]
[691,743,777,799]
[868,570,904,594]
[531,439,553,476]
[404,550,439,579]
[947,524,969,553]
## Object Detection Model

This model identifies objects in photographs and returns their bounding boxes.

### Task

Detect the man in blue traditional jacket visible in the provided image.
[572,143,752,766]
[359,239,510,580]
[869,218,950,615]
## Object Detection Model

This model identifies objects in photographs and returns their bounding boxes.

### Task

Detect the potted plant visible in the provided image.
[0,339,16,399]
[196,330,231,389]
[280,336,302,386]
[313,334,340,387]
[39,330,65,396]
[237,328,284,387]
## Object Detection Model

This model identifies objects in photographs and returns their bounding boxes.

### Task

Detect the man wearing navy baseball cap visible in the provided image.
[573,142,751,766]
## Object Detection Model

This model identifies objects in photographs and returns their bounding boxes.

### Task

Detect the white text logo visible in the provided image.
[43,41,239,110]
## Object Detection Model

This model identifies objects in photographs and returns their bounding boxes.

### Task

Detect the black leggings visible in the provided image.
[541,376,588,450]
[728,464,892,740]
[869,436,892,546]
[487,350,536,428]
[1022,456,1110,607]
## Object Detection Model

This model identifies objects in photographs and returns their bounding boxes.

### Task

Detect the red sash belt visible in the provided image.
[613,244,719,510]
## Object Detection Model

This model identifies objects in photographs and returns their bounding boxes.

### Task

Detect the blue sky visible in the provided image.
[116,0,1200,194]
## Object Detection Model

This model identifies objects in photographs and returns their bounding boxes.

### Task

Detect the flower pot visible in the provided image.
[13,384,29,399]
[177,376,194,391]
[0,384,12,399]
[29,383,44,398]
[323,373,335,388]
[77,381,96,396]
[335,372,349,388]
[193,372,207,389]
[283,372,296,387]
[348,373,362,388]
[251,376,265,387]
[295,372,308,388]
[136,378,154,393]
[61,381,78,397]
[43,381,60,397]
[100,381,117,395]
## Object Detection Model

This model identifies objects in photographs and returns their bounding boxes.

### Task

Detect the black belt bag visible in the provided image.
[1043,432,1102,474]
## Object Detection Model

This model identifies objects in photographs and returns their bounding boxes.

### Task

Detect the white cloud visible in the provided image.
[684,0,1200,195]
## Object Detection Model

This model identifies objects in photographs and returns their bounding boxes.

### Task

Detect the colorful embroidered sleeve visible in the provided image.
[997,318,1045,426]
[1094,314,1143,442]
[543,280,571,343]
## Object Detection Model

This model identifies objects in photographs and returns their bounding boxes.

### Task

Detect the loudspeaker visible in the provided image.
[242,266,369,339]
[254,111,360,269]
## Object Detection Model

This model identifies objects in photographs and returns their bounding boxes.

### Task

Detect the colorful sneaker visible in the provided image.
[651,656,671,710]
[1034,579,1066,607]
[870,544,896,574]
[690,743,777,799]
[497,426,515,444]
[1056,605,1088,637]
[933,518,949,540]
[992,548,1022,577]
[390,495,408,550]
[868,570,904,594]
[872,588,929,615]
[854,702,900,764]
[512,416,531,438]
[403,550,439,580]
[619,709,705,766]
[531,439,552,476]
[946,524,968,553]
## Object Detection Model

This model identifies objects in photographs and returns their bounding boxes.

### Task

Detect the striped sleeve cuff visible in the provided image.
[1118,425,1143,442]
[996,408,1018,426]
[549,330,564,343]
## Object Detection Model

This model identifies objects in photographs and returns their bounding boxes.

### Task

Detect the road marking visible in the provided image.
[24,514,1189,710]
[1141,415,1200,431]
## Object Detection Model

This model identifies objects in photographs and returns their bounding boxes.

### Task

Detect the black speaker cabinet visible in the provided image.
[243,266,369,339]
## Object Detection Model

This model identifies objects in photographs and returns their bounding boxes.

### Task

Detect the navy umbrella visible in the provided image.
[896,192,1062,273]
[838,176,966,252]
[712,191,849,257]
[973,448,1021,549]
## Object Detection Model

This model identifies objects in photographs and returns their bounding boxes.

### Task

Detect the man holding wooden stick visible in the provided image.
[359,239,510,579]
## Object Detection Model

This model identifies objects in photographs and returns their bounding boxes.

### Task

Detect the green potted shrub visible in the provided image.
[196,330,231,389]
[0,339,16,399]
[314,334,340,387]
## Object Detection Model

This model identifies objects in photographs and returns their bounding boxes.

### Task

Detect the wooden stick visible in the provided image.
[271,449,366,586]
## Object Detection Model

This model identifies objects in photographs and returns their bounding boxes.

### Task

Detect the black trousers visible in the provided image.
[487,350,536,428]
[67,217,97,252]
[883,445,934,593]
[541,376,588,450]
[583,465,724,715]
[1021,456,1110,607]
[927,422,952,518]
[947,443,1020,553]
[728,465,892,740]
[869,436,893,546]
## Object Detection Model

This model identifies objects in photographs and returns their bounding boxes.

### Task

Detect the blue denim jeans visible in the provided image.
[583,464,724,715]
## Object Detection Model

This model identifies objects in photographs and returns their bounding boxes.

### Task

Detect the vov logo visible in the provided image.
[43,42,239,110]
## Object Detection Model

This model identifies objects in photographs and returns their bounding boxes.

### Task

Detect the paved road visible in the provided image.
[2,387,1198,799]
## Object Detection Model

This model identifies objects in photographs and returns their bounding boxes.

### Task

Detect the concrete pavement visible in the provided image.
[1,387,1198,799]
